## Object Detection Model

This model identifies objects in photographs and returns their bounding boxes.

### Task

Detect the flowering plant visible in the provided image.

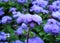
[0,0,60,43]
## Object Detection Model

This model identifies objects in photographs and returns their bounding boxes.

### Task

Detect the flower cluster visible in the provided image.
[44,19,60,35]
[30,0,49,13]
[48,0,60,20]
[13,12,42,35]
[0,7,4,16]
[1,16,12,24]
[48,0,60,12]
[12,40,23,43]
[16,14,42,24]
[0,0,9,2]
[0,32,10,43]
[25,37,44,43]
[17,0,27,4]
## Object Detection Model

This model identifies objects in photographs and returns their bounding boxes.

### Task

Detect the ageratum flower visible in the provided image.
[30,5,48,13]
[30,22,35,28]
[25,37,44,43]
[44,19,60,35]
[21,23,28,30]
[23,14,32,24]
[24,14,42,25]
[52,1,60,7]
[57,0,60,1]
[0,42,8,43]
[5,42,8,43]
[41,9,49,14]
[15,27,23,35]
[12,11,22,19]
[0,32,7,40]
[44,24,60,35]
[0,0,2,2]
[48,1,60,12]
[30,5,44,13]
[1,16,12,24]
[12,40,23,43]
[0,7,4,16]
[48,5,58,12]
[3,0,9,2]
[16,14,24,24]
[16,14,32,24]
[16,13,42,25]
[9,7,17,12]
[32,14,42,25]
[52,11,60,20]
[32,0,48,8]
[47,19,57,24]
[46,18,60,27]
[17,0,27,4]
[56,22,60,26]
[15,23,28,35]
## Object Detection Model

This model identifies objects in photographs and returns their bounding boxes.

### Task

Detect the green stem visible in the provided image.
[27,30,29,43]
[51,35,56,43]
[27,28,30,43]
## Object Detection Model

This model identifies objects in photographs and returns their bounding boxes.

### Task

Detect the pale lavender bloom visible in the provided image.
[17,0,27,4]
[0,0,3,2]
[52,1,60,10]
[12,40,23,43]
[44,24,60,35]
[52,11,60,20]
[1,16,12,24]
[48,5,58,11]
[9,7,17,12]
[30,22,35,28]
[32,14,42,25]
[12,11,22,18]
[16,13,42,25]
[21,23,28,30]
[52,1,60,7]
[5,42,8,43]
[23,14,42,25]
[30,5,44,13]
[32,0,48,8]
[0,7,4,16]
[0,32,7,40]
[15,27,23,35]
[25,37,44,43]
[0,11,4,16]
[16,15,24,24]
[30,5,48,13]
[44,19,60,35]
[42,10,49,14]
[15,23,28,35]
[0,42,8,43]
[57,0,60,1]
[47,19,57,24]
[16,14,31,24]
[15,40,23,43]
[3,0,9,2]
[49,1,60,12]
[46,18,60,26]
[23,14,32,23]
[57,22,60,26]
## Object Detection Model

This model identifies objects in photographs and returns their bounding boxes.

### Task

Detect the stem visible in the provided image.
[27,28,30,43]
[52,35,56,43]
